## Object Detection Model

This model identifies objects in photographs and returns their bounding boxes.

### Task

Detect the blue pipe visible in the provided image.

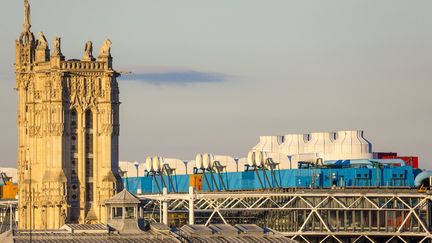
[323,159,406,167]
[414,170,432,187]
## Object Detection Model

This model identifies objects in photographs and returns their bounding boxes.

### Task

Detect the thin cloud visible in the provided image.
[119,69,229,86]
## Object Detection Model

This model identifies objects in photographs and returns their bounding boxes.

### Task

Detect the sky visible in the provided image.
[0,0,431,168]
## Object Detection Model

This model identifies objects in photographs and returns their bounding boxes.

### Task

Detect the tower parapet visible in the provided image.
[35,32,50,63]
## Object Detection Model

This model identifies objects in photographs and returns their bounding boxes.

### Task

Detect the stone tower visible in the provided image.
[16,0,122,229]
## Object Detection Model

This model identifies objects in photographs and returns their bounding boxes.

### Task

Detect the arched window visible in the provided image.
[70,109,79,204]
[330,132,338,142]
[303,134,311,143]
[85,110,94,203]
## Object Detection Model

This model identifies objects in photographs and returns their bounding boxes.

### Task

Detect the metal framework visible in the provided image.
[0,200,18,233]
[137,189,432,243]
[244,158,282,190]
[145,164,178,194]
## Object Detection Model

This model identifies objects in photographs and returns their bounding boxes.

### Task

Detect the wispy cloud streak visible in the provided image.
[119,69,229,86]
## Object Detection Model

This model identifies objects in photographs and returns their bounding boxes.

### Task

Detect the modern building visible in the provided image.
[15,0,121,229]
[120,130,373,176]
[252,130,372,169]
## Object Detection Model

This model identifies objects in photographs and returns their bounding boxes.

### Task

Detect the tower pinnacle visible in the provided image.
[23,0,31,31]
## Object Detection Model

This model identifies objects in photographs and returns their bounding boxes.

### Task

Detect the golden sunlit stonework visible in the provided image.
[16,0,122,229]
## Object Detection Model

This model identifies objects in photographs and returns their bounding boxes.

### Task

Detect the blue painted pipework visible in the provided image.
[124,166,421,194]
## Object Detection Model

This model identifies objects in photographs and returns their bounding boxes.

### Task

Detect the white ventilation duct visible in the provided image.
[203,153,215,170]
[209,153,215,169]
[195,154,203,169]
[145,156,153,172]
[254,151,264,166]
[152,156,161,172]
[247,151,256,166]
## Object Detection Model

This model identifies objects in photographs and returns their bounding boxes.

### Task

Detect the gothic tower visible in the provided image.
[16,0,122,229]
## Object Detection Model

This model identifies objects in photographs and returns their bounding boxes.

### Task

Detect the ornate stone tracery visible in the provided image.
[16,0,121,230]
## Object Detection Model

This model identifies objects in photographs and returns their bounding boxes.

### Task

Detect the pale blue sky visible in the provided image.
[0,0,431,168]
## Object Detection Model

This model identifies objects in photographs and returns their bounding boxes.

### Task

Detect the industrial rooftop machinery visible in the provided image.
[194,153,228,191]
[0,172,18,200]
[144,156,177,193]
[125,152,423,194]
[245,151,281,190]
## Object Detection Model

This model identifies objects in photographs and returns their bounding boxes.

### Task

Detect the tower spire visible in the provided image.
[23,0,31,31]
[17,0,35,65]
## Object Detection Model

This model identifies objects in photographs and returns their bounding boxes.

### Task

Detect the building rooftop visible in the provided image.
[9,223,297,243]
[105,189,141,204]
[13,232,179,243]
[179,224,297,243]
[61,224,109,234]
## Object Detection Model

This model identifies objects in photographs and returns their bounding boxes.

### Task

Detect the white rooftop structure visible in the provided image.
[119,130,373,175]
[0,168,17,183]
[252,130,372,169]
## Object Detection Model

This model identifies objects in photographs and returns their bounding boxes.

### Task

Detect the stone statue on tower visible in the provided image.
[52,36,62,56]
[82,41,95,61]
[24,0,31,31]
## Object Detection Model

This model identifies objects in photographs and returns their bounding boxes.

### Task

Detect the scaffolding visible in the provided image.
[137,189,432,243]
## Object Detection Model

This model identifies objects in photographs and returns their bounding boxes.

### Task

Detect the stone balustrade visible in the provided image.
[61,61,107,71]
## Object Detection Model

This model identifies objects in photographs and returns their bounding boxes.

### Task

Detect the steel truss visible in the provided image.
[0,200,18,233]
[138,190,432,243]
